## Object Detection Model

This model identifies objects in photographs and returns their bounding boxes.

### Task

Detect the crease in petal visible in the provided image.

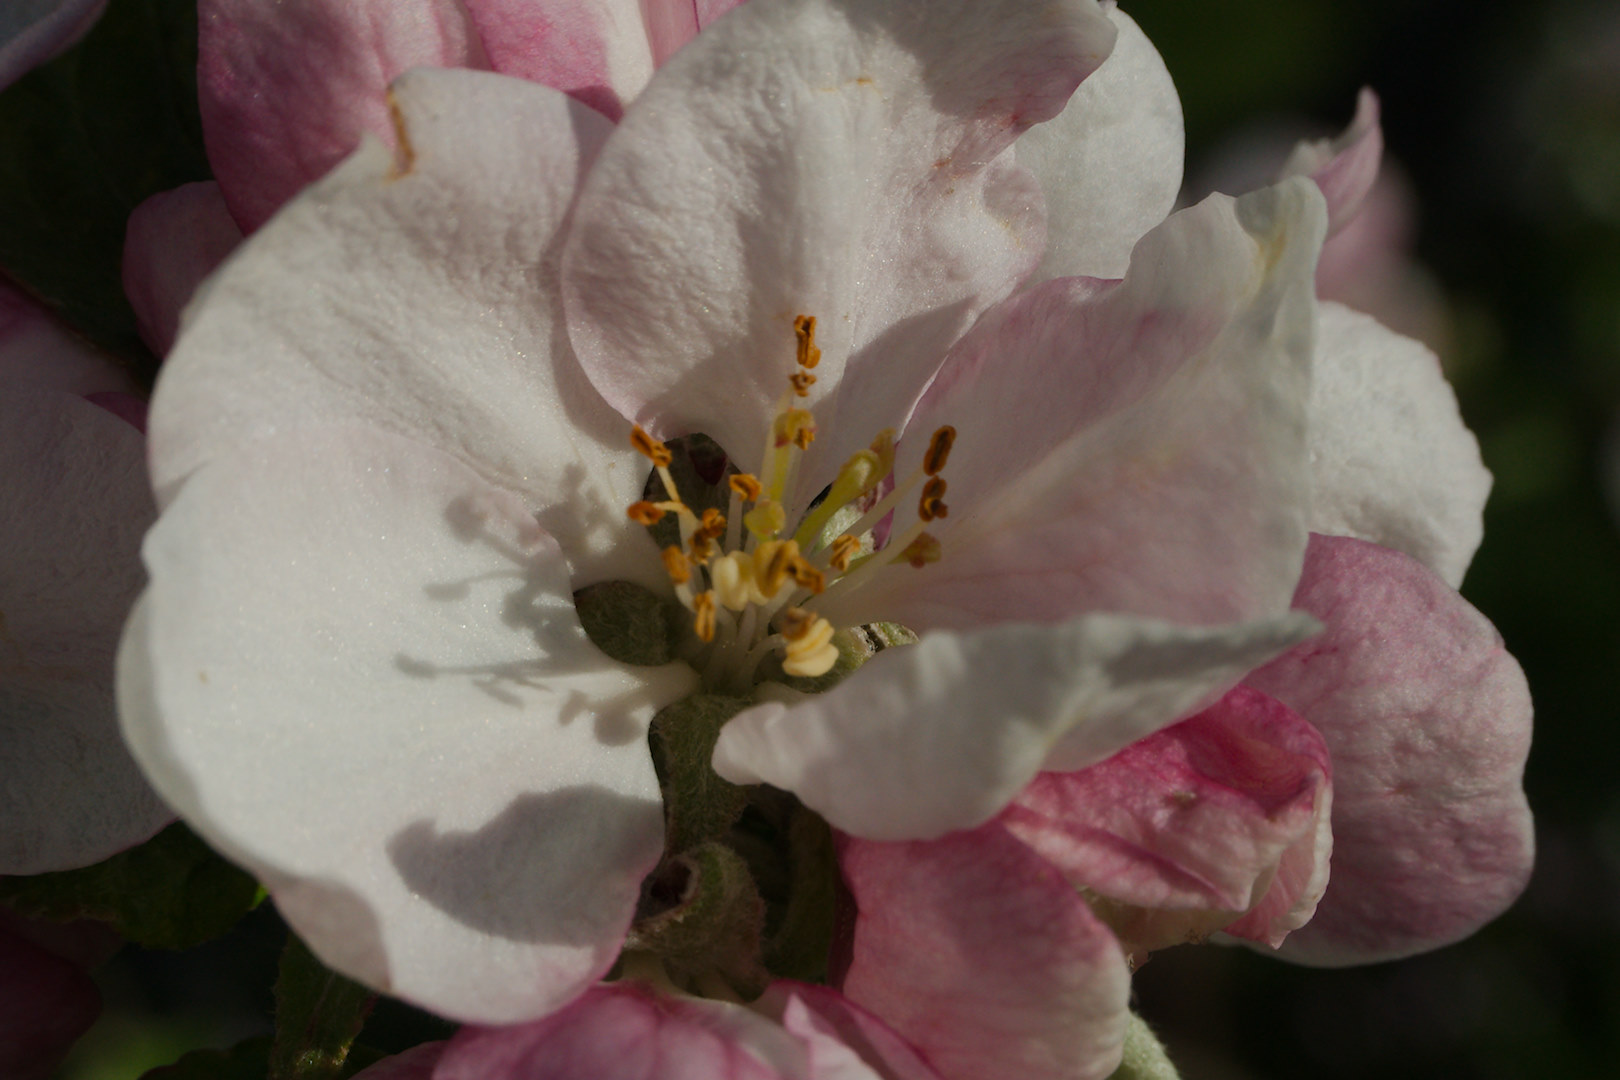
[563,0,1116,502]
[841,825,1130,1080]
[120,425,698,1023]
[1002,685,1332,955]
[1307,301,1489,587]
[1244,534,1534,966]
[1016,4,1184,283]
[1280,88,1383,238]
[825,178,1326,635]
[152,68,654,588]
[711,610,1318,841]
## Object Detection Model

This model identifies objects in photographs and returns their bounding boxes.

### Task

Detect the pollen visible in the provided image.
[630,425,673,467]
[627,500,665,525]
[729,473,763,502]
[897,532,942,568]
[693,591,717,643]
[787,556,825,594]
[774,408,817,449]
[790,370,817,397]
[923,425,956,476]
[757,538,801,597]
[794,314,821,369]
[918,476,949,522]
[662,545,692,585]
[828,534,862,572]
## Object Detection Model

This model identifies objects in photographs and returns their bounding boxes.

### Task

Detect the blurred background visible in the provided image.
[28,0,1620,1076]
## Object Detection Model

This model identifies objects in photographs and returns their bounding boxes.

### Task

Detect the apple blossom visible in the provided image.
[0,0,105,91]
[0,281,170,874]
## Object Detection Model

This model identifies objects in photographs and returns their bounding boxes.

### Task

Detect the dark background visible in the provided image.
[41,0,1620,1076]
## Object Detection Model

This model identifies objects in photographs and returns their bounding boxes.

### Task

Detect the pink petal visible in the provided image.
[563,0,1116,507]
[1002,686,1332,955]
[0,279,137,396]
[0,0,106,90]
[198,0,656,230]
[841,825,1130,1080]
[759,983,943,1080]
[349,1042,448,1080]
[822,180,1324,635]
[1244,534,1535,965]
[627,0,742,67]
[1280,88,1383,238]
[436,984,806,1080]
[121,181,243,356]
[0,922,101,1080]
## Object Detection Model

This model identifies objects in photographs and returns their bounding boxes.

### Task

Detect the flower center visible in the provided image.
[624,315,954,693]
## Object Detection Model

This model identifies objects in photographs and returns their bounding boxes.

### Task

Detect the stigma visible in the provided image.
[622,314,955,689]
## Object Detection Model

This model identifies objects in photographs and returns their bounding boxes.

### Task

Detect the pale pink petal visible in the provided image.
[0,0,105,90]
[563,0,1116,507]
[0,280,137,396]
[1,388,170,874]
[153,69,656,589]
[713,612,1316,841]
[119,425,698,1023]
[436,984,809,1080]
[1307,302,1488,587]
[1280,88,1382,238]
[759,983,943,1080]
[1001,686,1331,954]
[822,179,1325,635]
[1017,5,1183,283]
[1244,534,1534,965]
[0,923,101,1080]
[841,825,1131,1080]
[349,1042,447,1080]
[121,181,243,356]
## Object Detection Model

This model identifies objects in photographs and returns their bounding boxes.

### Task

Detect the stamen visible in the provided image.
[828,534,862,573]
[729,474,763,502]
[631,426,673,468]
[693,591,717,643]
[744,500,786,540]
[688,533,716,565]
[790,370,817,397]
[793,425,816,450]
[923,426,956,476]
[794,314,821,369]
[711,552,755,611]
[696,508,727,541]
[774,409,816,449]
[792,446,886,549]
[756,539,801,597]
[918,476,949,522]
[896,532,942,568]
[786,556,826,594]
[628,501,665,525]
[662,545,692,585]
[779,606,838,677]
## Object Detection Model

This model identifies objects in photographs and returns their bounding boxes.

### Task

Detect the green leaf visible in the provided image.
[270,932,377,1080]
[140,1036,272,1080]
[1107,1012,1181,1080]
[0,823,261,949]
[0,0,212,376]
[574,580,687,666]
[649,693,754,854]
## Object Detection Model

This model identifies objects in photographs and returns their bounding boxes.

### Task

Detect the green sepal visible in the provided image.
[574,580,686,666]
[1107,1012,1181,1080]
[139,1036,272,1080]
[649,693,753,854]
[269,932,377,1080]
[628,841,769,999]
[761,805,838,983]
[0,823,261,949]
[0,0,213,376]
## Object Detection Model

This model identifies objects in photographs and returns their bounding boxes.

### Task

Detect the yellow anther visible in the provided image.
[790,370,817,397]
[661,545,692,585]
[688,533,716,565]
[631,425,673,467]
[774,408,816,449]
[794,314,822,369]
[897,532,942,568]
[628,501,666,525]
[744,499,786,539]
[729,473,763,502]
[829,534,862,573]
[711,552,756,611]
[923,425,956,476]
[756,538,801,597]
[693,591,717,643]
[918,476,949,522]
[779,606,838,677]
[787,556,826,595]
[696,507,727,541]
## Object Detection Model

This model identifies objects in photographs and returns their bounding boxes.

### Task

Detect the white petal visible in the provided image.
[149,68,654,587]
[1016,6,1183,283]
[563,0,1116,503]
[1307,302,1488,586]
[1,389,169,873]
[711,612,1317,841]
[120,425,697,1023]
